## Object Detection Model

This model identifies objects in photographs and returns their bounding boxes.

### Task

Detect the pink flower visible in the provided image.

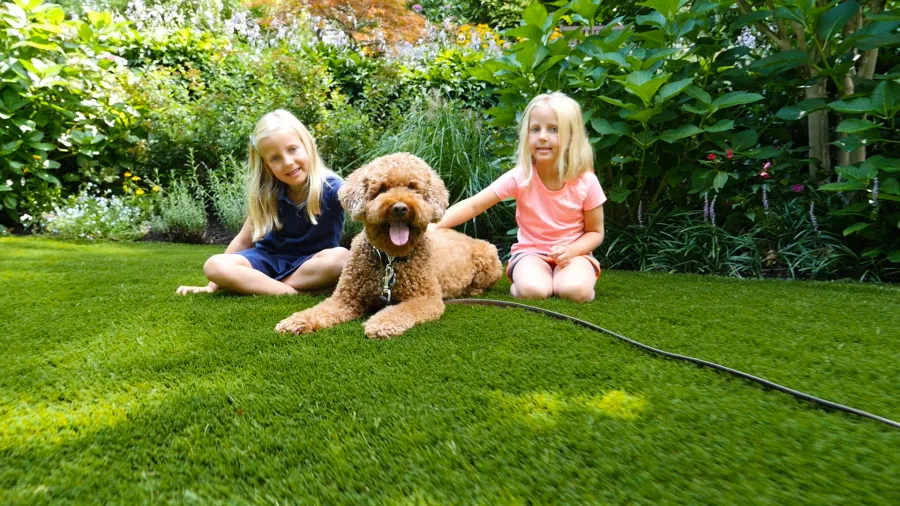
[791,184,803,192]
[763,161,772,170]
[707,153,716,161]
[412,3,423,12]
[726,149,733,159]
[759,172,770,179]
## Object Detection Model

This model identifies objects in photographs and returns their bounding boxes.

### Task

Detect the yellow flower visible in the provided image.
[135,188,145,195]
[131,176,140,181]
[23,168,29,174]
[152,186,160,192]
[124,172,132,177]
[32,154,41,160]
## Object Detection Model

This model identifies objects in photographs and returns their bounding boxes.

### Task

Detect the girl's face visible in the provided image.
[527,104,560,168]
[257,128,310,189]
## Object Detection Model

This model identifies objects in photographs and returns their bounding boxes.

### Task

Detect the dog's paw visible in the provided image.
[363,319,406,340]
[275,312,315,335]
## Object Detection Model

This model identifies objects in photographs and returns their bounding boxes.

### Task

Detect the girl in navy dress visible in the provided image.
[176,110,349,296]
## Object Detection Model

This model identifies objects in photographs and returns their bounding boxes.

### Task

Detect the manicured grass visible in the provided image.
[1,236,899,504]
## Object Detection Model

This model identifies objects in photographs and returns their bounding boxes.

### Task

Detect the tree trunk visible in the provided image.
[806,80,830,178]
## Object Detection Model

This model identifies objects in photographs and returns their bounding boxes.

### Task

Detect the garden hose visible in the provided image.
[446,298,900,430]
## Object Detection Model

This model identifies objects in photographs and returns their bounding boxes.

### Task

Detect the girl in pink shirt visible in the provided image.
[430,92,606,302]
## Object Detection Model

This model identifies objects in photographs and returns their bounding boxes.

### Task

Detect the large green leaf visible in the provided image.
[870,80,900,118]
[591,119,631,136]
[637,11,668,28]
[748,50,809,76]
[522,2,549,28]
[622,70,670,106]
[684,85,711,105]
[836,118,880,133]
[713,171,729,191]
[732,130,758,151]
[776,98,828,120]
[659,124,703,143]
[711,92,764,111]
[637,0,682,19]
[819,181,865,191]
[828,97,873,115]
[843,222,872,236]
[817,0,859,41]
[704,120,735,132]
[656,77,693,103]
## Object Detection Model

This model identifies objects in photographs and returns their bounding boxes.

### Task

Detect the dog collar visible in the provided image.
[371,246,409,305]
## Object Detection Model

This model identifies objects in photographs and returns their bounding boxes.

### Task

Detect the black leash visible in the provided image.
[446,298,900,430]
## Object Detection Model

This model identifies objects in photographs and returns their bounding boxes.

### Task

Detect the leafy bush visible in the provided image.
[207,154,247,234]
[0,0,142,223]
[154,153,206,242]
[35,183,151,241]
[314,93,379,174]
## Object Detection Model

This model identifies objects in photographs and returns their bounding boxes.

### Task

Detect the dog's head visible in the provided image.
[339,153,449,257]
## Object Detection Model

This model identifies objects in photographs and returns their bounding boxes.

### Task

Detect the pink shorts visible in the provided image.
[506,252,602,281]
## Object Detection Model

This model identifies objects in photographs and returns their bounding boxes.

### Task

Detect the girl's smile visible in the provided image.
[528,105,560,166]
[257,128,311,191]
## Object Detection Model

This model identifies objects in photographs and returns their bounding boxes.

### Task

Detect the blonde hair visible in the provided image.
[515,92,594,185]
[247,109,339,242]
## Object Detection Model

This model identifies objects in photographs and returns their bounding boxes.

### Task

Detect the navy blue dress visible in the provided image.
[238,177,344,280]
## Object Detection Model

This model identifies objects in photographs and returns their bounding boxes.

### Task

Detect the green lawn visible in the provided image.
[1,236,899,504]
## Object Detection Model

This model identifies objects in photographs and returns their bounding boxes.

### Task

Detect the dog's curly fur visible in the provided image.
[276,153,503,339]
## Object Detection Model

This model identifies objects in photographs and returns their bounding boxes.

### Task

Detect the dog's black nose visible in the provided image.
[391,202,408,217]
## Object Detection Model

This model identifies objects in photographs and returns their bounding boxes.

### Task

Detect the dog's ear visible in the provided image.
[425,168,449,222]
[338,166,369,220]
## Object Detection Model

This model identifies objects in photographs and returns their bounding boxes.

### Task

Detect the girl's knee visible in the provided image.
[203,254,228,280]
[512,280,553,300]
[555,283,595,302]
[318,247,350,276]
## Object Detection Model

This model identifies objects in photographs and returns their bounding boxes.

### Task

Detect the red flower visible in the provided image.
[726,149,733,159]
[707,153,716,161]
[791,184,803,192]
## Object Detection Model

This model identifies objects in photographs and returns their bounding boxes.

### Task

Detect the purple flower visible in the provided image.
[809,202,818,232]
[762,185,769,216]
[791,184,803,193]
[872,177,879,207]
[412,4,423,12]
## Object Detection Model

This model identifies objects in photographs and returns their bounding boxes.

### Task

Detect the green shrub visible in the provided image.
[154,153,206,242]
[35,183,151,241]
[207,154,248,234]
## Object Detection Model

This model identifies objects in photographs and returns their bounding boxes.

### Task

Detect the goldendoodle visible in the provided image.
[276,153,503,339]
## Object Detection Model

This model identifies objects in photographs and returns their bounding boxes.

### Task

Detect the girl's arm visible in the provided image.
[430,186,502,230]
[224,217,255,253]
[549,205,605,267]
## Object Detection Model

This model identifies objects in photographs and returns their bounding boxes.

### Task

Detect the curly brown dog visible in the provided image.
[276,153,502,339]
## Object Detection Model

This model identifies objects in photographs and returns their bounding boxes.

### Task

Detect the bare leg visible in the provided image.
[281,247,349,292]
[552,257,597,302]
[202,254,298,295]
[509,255,554,300]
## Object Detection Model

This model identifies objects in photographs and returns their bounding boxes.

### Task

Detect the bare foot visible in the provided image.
[176,285,216,295]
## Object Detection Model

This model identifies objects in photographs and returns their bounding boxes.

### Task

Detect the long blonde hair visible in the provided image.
[515,92,594,185]
[247,110,338,242]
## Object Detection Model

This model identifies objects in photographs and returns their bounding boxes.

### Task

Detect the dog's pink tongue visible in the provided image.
[389,221,410,246]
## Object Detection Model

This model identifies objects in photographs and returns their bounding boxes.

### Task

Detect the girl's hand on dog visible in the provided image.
[175,283,218,295]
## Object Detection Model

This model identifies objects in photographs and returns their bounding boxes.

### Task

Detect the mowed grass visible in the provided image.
[1,236,898,504]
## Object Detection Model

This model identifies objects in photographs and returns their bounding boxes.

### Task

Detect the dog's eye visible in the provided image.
[376,185,388,195]
[407,183,418,191]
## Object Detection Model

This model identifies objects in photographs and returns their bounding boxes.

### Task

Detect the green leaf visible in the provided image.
[842,222,871,236]
[704,120,734,132]
[887,250,900,263]
[836,118,880,133]
[819,181,866,191]
[870,80,900,118]
[711,92,764,111]
[594,52,629,68]
[748,50,809,76]
[637,0,680,18]
[607,186,633,203]
[598,95,638,111]
[636,11,667,28]
[881,177,900,196]
[828,97,873,115]
[818,0,859,41]
[622,70,670,106]
[505,25,543,42]
[776,99,828,120]
[732,130,758,151]
[659,124,703,143]
[621,106,662,124]
[729,9,773,32]
[656,77,693,103]
[591,119,631,136]
[713,171,729,190]
[684,85,711,105]
[522,2,549,28]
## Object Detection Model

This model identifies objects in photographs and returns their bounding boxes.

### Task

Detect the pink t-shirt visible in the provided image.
[491,166,607,256]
